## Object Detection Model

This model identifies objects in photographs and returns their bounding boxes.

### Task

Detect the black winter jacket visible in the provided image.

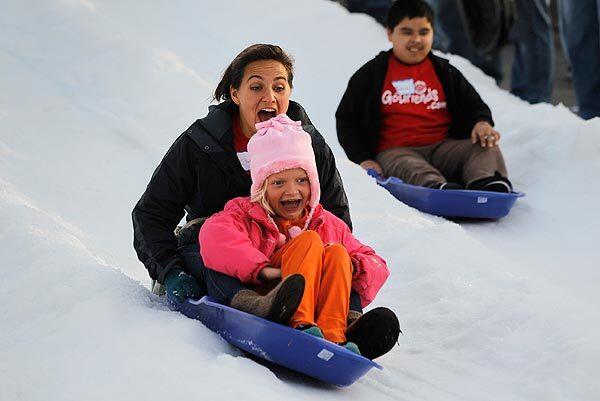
[132,100,351,283]
[336,50,494,164]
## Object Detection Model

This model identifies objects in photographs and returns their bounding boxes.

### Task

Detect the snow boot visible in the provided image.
[151,280,166,296]
[229,274,305,325]
[297,324,324,338]
[338,341,361,355]
[346,307,400,360]
[347,309,362,326]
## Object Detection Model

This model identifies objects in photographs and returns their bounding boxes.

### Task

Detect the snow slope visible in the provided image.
[1,1,599,400]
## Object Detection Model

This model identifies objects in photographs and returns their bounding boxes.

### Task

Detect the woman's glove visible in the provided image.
[164,267,202,303]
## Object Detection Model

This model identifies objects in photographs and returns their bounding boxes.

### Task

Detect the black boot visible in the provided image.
[346,307,400,360]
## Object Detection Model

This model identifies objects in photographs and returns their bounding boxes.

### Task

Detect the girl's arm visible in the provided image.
[199,211,271,284]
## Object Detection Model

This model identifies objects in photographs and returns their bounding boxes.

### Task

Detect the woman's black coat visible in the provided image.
[132,100,351,283]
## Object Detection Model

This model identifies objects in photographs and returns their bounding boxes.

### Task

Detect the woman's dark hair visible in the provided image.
[213,44,294,101]
[386,0,435,30]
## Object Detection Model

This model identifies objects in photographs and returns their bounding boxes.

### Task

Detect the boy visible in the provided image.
[336,0,511,192]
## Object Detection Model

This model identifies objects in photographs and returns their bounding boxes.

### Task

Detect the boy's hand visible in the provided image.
[258,266,282,282]
[471,121,501,148]
[359,159,383,175]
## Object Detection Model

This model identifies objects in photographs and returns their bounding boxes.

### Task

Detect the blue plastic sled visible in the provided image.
[368,170,524,219]
[170,296,382,386]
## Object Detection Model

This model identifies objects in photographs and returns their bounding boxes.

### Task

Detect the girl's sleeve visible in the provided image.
[199,211,270,284]
[340,224,390,308]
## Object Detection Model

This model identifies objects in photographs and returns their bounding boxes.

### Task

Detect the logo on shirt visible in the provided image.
[392,78,415,95]
[383,79,447,110]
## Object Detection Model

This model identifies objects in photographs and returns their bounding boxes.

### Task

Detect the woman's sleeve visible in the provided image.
[132,133,196,284]
[199,211,271,284]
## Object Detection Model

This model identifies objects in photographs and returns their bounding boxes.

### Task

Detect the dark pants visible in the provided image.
[559,0,600,119]
[182,243,363,313]
[376,139,508,188]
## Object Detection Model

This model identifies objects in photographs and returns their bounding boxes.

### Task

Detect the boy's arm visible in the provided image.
[448,64,495,130]
[336,73,375,165]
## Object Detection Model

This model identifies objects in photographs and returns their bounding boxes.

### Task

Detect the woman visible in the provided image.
[132,44,352,304]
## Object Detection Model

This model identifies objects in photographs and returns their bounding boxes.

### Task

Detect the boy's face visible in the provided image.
[265,168,310,221]
[387,17,433,64]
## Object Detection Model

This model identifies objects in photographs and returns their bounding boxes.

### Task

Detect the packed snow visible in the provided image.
[1,1,599,400]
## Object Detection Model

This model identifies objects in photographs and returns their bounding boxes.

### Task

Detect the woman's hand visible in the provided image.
[471,121,501,148]
[258,266,282,282]
[359,159,383,175]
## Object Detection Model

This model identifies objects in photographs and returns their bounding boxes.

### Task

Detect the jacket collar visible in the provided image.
[232,197,325,232]
[199,100,312,143]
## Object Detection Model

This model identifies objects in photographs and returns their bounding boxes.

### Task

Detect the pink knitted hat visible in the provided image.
[248,114,320,208]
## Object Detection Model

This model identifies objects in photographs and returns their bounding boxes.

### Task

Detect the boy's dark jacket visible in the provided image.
[132,100,351,284]
[336,50,495,164]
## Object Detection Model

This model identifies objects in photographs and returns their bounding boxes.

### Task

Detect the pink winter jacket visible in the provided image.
[199,197,390,307]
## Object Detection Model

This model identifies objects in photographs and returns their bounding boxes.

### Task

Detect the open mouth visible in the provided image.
[280,199,302,210]
[258,108,277,122]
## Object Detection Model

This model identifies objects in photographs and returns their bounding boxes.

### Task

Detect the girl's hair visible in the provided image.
[250,180,275,216]
[213,44,295,101]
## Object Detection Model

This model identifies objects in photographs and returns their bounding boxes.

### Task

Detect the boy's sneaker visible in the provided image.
[337,341,361,355]
[437,182,464,190]
[346,307,400,360]
[482,180,511,193]
[296,324,324,338]
[468,172,512,193]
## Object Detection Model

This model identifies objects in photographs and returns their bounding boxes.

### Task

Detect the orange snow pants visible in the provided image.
[271,230,353,343]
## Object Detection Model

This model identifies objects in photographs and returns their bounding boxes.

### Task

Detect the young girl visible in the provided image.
[199,114,393,356]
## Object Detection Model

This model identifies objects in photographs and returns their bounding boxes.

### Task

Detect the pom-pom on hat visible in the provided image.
[248,114,320,208]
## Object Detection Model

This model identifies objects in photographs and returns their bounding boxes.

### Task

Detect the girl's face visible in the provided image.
[230,60,291,138]
[265,168,310,220]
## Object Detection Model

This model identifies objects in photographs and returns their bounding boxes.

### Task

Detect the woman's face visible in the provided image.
[265,168,310,221]
[230,60,291,138]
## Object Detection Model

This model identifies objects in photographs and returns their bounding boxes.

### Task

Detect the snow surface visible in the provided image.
[1,1,599,400]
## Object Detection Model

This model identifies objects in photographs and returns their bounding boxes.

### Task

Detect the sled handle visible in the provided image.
[367,169,399,186]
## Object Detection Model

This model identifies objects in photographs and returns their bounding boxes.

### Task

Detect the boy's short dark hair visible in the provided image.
[386,0,435,30]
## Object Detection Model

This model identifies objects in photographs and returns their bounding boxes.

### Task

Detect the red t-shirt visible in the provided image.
[378,55,452,152]
[232,114,250,152]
